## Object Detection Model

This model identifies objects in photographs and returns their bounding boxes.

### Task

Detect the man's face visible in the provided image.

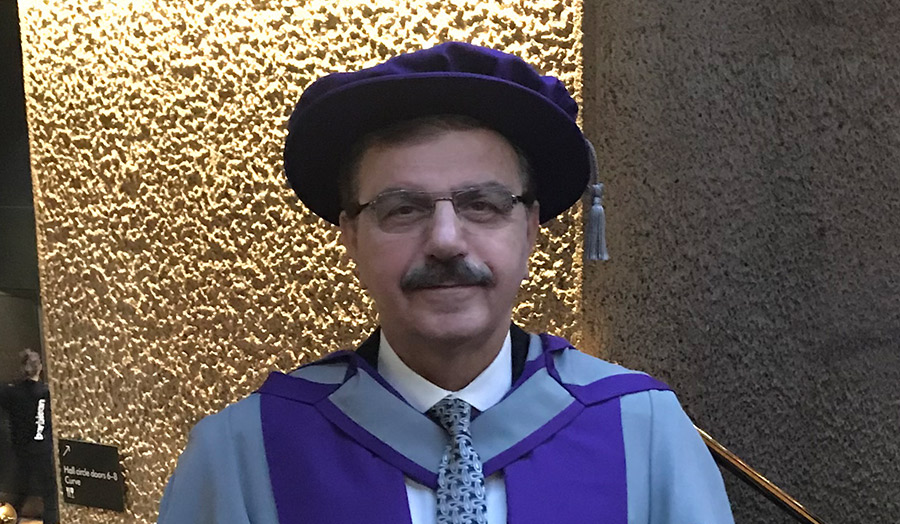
[340,127,539,346]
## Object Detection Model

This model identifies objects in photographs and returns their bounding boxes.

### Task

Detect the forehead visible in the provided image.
[355,128,522,199]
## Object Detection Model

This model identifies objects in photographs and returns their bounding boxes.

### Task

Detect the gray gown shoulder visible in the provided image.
[157,394,279,524]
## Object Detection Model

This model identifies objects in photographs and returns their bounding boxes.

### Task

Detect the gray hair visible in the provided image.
[338,114,535,214]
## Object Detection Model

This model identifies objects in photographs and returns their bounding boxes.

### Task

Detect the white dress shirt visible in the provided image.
[378,331,512,524]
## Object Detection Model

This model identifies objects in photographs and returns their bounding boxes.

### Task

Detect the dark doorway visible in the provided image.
[0,1,57,522]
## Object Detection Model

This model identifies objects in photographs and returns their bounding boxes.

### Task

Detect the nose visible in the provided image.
[423,200,467,260]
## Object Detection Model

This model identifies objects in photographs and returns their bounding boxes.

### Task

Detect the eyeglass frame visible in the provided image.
[343,183,537,230]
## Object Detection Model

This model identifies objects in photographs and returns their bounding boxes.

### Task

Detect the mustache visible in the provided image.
[400,258,495,291]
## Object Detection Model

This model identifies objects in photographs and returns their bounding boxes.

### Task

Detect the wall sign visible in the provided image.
[58,439,125,512]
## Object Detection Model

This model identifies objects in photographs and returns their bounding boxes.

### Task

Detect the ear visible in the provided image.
[519,201,540,282]
[339,211,368,289]
[526,201,540,249]
[339,211,358,261]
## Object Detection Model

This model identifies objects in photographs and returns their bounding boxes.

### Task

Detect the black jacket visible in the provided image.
[0,379,52,454]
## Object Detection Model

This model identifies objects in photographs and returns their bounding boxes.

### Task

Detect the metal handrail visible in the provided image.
[697,426,829,524]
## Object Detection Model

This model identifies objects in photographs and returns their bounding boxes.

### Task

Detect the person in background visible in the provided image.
[0,349,58,524]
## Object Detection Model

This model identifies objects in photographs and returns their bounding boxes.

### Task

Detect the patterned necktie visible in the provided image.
[427,397,488,524]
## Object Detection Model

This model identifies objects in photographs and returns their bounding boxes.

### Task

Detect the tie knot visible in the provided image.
[427,397,472,436]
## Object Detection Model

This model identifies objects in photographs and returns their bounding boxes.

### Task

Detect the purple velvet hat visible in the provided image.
[284,41,590,225]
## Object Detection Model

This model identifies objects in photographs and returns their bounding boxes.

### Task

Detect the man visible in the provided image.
[158,42,733,523]
[0,350,59,524]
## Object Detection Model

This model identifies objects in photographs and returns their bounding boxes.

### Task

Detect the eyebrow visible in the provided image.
[371,181,516,196]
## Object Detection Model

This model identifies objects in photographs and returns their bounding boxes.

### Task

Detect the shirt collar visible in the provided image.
[377,330,512,413]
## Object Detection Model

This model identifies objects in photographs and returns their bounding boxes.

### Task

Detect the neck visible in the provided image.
[382,323,509,391]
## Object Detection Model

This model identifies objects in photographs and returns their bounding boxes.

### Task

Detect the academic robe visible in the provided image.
[158,330,733,523]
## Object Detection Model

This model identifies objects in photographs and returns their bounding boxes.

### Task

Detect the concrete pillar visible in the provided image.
[582,1,900,522]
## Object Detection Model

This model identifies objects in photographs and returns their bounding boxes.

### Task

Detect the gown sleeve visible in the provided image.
[621,389,735,524]
[157,394,280,524]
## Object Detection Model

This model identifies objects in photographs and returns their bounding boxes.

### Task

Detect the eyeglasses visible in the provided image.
[347,184,534,233]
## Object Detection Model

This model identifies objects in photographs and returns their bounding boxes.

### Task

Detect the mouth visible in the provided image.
[415,282,481,290]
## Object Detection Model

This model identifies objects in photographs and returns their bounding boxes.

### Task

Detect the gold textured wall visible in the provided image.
[18,0,584,521]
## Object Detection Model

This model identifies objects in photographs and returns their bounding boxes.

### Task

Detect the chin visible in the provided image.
[378,288,514,343]
[407,307,501,343]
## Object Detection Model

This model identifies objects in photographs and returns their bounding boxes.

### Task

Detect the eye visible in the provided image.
[385,203,425,217]
[465,198,497,212]
[374,193,432,226]
[456,190,509,222]
[463,198,501,213]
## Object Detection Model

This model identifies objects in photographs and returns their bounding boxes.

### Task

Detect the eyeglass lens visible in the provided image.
[370,186,520,232]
